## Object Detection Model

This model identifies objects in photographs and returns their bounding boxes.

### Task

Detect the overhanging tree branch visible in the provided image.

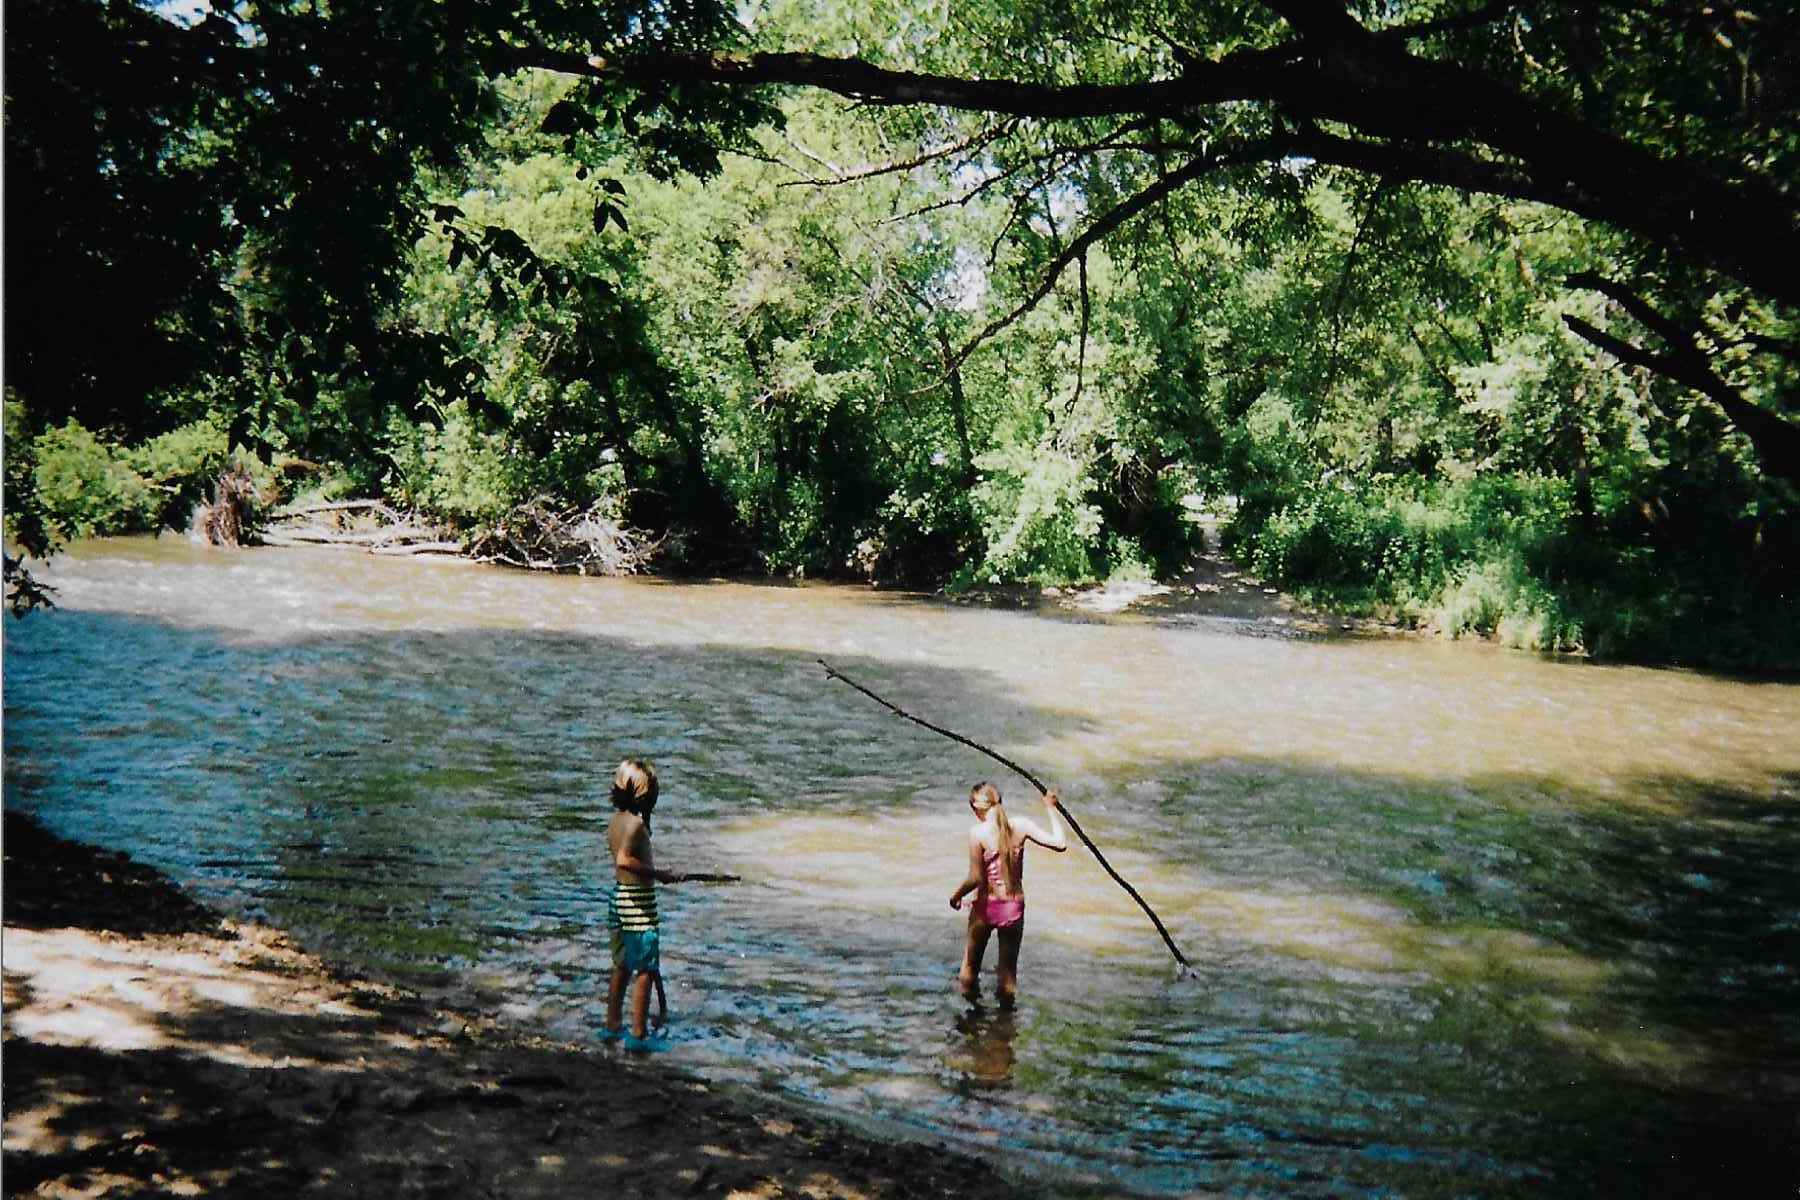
[1260,1,1372,44]
[778,118,1018,189]
[1069,249,1091,416]
[879,118,1164,225]
[1563,276,1800,483]
[510,26,1800,308]
[937,143,1276,379]
[1323,179,1388,396]
[1376,2,1528,43]
[1565,271,1701,349]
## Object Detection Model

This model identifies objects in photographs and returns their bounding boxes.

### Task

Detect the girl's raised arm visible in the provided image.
[1013,790,1069,852]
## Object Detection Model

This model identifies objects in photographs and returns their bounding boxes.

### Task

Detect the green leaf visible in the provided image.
[538,99,590,137]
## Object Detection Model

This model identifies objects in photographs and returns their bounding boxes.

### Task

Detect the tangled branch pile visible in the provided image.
[260,500,460,557]
[465,500,660,575]
[189,462,264,547]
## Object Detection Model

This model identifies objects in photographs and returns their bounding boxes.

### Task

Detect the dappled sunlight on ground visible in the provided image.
[1,815,1061,1200]
[3,925,401,1068]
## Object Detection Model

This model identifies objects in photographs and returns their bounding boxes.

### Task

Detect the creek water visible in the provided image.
[5,536,1797,1196]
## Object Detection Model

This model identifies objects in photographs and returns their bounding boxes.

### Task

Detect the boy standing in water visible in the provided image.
[605,759,682,1041]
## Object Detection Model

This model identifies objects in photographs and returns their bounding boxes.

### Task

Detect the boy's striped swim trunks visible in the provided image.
[609,882,660,974]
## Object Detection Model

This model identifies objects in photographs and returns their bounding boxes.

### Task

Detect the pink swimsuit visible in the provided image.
[979,847,1024,928]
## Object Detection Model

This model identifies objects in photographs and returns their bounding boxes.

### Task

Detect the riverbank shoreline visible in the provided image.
[24,520,1400,649]
[1,810,1045,1199]
[943,515,1387,642]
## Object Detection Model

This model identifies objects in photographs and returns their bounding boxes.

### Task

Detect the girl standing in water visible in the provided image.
[949,782,1067,1007]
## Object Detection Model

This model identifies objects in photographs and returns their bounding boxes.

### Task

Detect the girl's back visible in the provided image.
[973,818,1025,897]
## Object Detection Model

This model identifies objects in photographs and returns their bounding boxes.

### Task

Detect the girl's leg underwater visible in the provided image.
[995,922,1024,1009]
[959,913,994,1000]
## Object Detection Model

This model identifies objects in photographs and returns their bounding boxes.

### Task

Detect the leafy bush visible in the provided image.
[1233,476,1581,648]
[1104,534,1158,584]
[1230,468,1799,665]
[127,416,230,528]
[383,406,519,524]
[1427,556,1580,651]
[850,485,978,587]
[31,420,155,540]
[4,395,54,557]
[27,415,247,542]
[764,476,828,576]
[968,443,1103,584]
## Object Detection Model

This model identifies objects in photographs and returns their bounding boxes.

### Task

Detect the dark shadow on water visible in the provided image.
[1121,752,1800,1198]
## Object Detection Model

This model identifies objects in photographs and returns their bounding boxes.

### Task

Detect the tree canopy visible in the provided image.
[537,0,1800,476]
[5,0,1797,665]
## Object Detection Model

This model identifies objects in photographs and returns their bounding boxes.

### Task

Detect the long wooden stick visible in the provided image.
[818,659,1193,972]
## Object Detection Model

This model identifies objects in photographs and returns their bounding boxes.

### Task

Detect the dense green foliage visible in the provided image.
[19,410,230,545]
[6,0,1797,666]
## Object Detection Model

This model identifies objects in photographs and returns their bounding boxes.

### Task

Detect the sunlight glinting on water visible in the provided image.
[42,539,1793,799]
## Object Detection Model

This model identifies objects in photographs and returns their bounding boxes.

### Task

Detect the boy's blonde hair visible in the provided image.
[611,759,659,815]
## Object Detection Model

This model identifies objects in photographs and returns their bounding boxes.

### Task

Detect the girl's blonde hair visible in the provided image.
[611,759,659,815]
[970,781,1021,891]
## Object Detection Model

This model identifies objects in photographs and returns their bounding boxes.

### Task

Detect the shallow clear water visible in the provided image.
[5,537,1798,1196]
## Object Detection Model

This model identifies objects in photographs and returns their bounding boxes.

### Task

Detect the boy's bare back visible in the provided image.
[608,811,654,885]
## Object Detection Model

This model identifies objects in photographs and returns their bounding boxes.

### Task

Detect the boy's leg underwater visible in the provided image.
[605,965,628,1032]
[629,971,654,1038]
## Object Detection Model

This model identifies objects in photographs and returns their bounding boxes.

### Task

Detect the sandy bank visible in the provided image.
[2,812,1041,1199]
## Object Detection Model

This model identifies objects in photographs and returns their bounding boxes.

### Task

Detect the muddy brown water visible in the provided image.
[5,536,1797,1196]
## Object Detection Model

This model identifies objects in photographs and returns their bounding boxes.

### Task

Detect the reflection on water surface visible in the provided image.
[5,537,1797,1196]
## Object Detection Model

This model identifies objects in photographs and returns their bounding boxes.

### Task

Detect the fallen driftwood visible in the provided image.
[369,541,467,557]
[254,493,660,575]
[265,528,407,547]
[190,462,263,547]
[261,499,460,557]
[274,499,396,517]
[464,499,660,575]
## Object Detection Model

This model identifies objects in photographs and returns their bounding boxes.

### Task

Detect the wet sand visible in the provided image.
[2,811,1040,1199]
